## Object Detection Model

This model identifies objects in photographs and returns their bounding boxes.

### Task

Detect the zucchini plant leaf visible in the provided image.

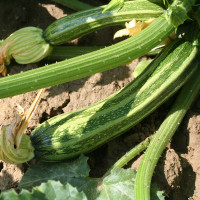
[97,168,135,200]
[97,168,165,200]
[0,180,87,200]
[19,155,97,199]
[19,155,165,200]
[20,155,90,189]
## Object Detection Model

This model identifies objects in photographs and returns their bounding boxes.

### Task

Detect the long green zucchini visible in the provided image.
[0,0,197,164]
[1,0,194,99]
[0,15,174,99]
[44,0,164,45]
[30,38,198,162]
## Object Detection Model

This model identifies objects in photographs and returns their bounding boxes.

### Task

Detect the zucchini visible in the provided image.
[44,0,164,45]
[0,15,174,99]
[30,39,198,162]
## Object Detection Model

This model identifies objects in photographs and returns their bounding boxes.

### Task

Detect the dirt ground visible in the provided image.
[0,1,200,199]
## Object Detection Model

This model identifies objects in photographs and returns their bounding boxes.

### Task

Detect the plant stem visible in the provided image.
[0,16,174,99]
[108,136,153,172]
[52,0,95,11]
[134,60,200,200]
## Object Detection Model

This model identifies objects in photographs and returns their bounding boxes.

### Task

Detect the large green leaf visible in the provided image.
[97,168,135,200]
[19,155,165,200]
[0,180,87,200]
[19,155,97,199]
[97,168,165,200]
[20,155,91,189]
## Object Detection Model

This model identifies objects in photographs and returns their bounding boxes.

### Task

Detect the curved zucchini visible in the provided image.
[44,0,164,45]
[30,39,198,162]
[0,15,174,99]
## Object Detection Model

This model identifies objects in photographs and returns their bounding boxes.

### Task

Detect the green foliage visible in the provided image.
[18,155,165,200]
[0,181,87,200]
[166,2,189,27]
[19,155,95,189]
[97,168,136,200]
[165,0,197,27]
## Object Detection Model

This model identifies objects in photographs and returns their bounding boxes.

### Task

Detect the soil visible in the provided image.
[0,1,200,200]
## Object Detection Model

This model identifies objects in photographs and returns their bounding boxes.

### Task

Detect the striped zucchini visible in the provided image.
[44,0,164,45]
[30,39,198,162]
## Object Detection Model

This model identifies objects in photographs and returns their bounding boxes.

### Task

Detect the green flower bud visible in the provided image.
[0,27,52,75]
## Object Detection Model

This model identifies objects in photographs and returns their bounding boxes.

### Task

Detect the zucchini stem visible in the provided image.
[134,60,200,200]
[108,135,153,172]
